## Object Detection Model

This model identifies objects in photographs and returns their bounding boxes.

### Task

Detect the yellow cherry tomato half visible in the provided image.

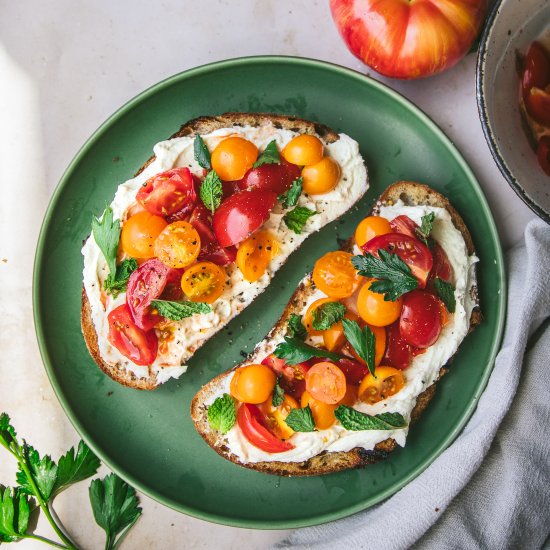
[236,230,279,283]
[301,157,341,195]
[262,394,299,440]
[180,261,226,303]
[358,366,405,405]
[230,364,277,404]
[211,137,258,181]
[354,216,392,248]
[312,251,361,299]
[154,221,201,268]
[121,211,168,259]
[301,391,336,430]
[282,134,324,166]
[305,361,347,405]
[356,279,403,327]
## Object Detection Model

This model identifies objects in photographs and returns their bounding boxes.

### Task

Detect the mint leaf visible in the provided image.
[89,473,141,550]
[0,414,18,454]
[279,177,303,209]
[335,406,407,431]
[103,258,138,297]
[200,170,223,214]
[151,299,211,321]
[52,441,100,498]
[284,406,315,432]
[16,445,57,501]
[194,134,211,170]
[342,319,376,376]
[287,313,307,340]
[272,378,285,408]
[253,140,280,168]
[207,394,236,434]
[283,206,315,234]
[352,249,418,301]
[417,212,435,245]
[273,336,342,365]
[92,206,120,279]
[0,487,32,541]
[312,302,346,331]
[433,278,456,313]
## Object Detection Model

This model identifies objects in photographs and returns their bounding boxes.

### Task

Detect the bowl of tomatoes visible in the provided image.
[477,0,550,223]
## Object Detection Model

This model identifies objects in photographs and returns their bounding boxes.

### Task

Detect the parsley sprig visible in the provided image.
[103,258,138,297]
[92,206,120,286]
[342,319,376,376]
[279,177,303,209]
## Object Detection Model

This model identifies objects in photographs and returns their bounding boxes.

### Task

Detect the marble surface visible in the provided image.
[0,1,536,548]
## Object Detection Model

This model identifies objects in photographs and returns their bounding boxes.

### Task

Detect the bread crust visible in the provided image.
[81,113,344,389]
[191,182,481,476]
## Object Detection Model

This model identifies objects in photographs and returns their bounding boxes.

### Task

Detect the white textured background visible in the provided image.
[0,0,536,548]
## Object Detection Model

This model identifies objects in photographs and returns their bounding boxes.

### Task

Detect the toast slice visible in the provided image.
[81,113,367,390]
[191,181,481,476]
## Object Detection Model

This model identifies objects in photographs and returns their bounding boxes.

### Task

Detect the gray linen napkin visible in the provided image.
[277,219,550,550]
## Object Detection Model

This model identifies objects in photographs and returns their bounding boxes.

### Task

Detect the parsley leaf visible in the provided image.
[272,379,285,408]
[279,177,303,209]
[92,206,120,279]
[342,319,376,376]
[194,134,211,170]
[0,413,18,454]
[89,473,142,550]
[433,278,456,313]
[352,250,418,301]
[207,394,236,434]
[200,170,223,214]
[0,487,32,542]
[274,336,342,365]
[312,302,346,331]
[52,441,100,498]
[16,445,57,501]
[253,140,280,168]
[335,406,407,431]
[287,314,307,340]
[103,258,138,297]
[284,406,315,432]
[151,299,211,321]
[283,206,316,234]
[417,212,435,245]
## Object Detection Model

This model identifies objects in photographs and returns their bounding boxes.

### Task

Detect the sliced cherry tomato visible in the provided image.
[237,403,294,453]
[322,311,360,352]
[180,261,226,303]
[236,230,279,283]
[525,87,550,126]
[522,41,550,101]
[121,212,168,259]
[301,157,341,195]
[363,233,433,288]
[430,243,453,282]
[107,304,158,366]
[389,215,417,238]
[154,221,201,268]
[358,366,405,405]
[312,251,361,299]
[537,136,550,176]
[400,290,442,349]
[236,158,301,194]
[383,321,415,370]
[282,134,324,166]
[261,355,311,400]
[262,394,299,440]
[213,189,277,247]
[339,384,358,406]
[305,361,347,405]
[355,216,392,247]
[301,391,336,430]
[356,279,403,327]
[159,267,186,302]
[336,357,370,385]
[230,364,277,404]
[341,323,386,367]
[211,137,258,181]
[136,167,196,217]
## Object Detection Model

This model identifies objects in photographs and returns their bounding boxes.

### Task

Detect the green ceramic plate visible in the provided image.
[34,56,505,529]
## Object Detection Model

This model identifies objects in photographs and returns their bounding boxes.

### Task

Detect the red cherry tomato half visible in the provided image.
[537,136,550,177]
[336,357,370,385]
[399,290,442,349]
[236,158,301,195]
[389,215,418,238]
[213,189,277,247]
[107,304,158,366]
[383,322,413,370]
[430,242,453,282]
[261,354,311,401]
[237,403,294,453]
[363,233,433,288]
[522,41,550,100]
[136,167,197,217]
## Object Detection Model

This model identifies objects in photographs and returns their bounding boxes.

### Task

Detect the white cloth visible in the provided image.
[277,219,550,550]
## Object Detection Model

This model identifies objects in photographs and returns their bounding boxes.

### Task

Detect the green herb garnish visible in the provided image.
[433,278,456,313]
[273,336,342,365]
[279,177,303,209]
[272,378,285,408]
[207,394,236,434]
[253,140,280,168]
[103,258,138,297]
[342,319,376,377]
[284,406,315,432]
[151,300,211,321]
[334,406,407,431]
[194,134,212,170]
[283,206,316,234]
[416,212,435,245]
[92,206,120,282]
[200,170,223,214]
[287,313,307,340]
[312,302,346,331]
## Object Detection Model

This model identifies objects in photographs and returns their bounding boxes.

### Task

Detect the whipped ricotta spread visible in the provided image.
[82,124,368,383]
[206,201,478,463]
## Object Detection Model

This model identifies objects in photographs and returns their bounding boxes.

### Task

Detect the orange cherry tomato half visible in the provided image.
[282,134,324,166]
[358,366,405,405]
[262,394,299,440]
[356,279,403,327]
[303,297,336,336]
[301,391,336,430]
[121,211,168,259]
[354,216,392,248]
[322,311,361,352]
[312,251,361,299]
[301,157,341,195]
[211,137,258,181]
[338,384,358,407]
[236,230,279,283]
[305,361,347,405]
[180,261,226,304]
[230,364,277,404]
[154,221,201,268]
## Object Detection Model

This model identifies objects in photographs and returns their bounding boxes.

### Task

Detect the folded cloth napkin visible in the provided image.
[277,218,550,550]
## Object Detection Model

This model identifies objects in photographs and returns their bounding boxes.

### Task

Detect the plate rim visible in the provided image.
[33,54,506,529]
